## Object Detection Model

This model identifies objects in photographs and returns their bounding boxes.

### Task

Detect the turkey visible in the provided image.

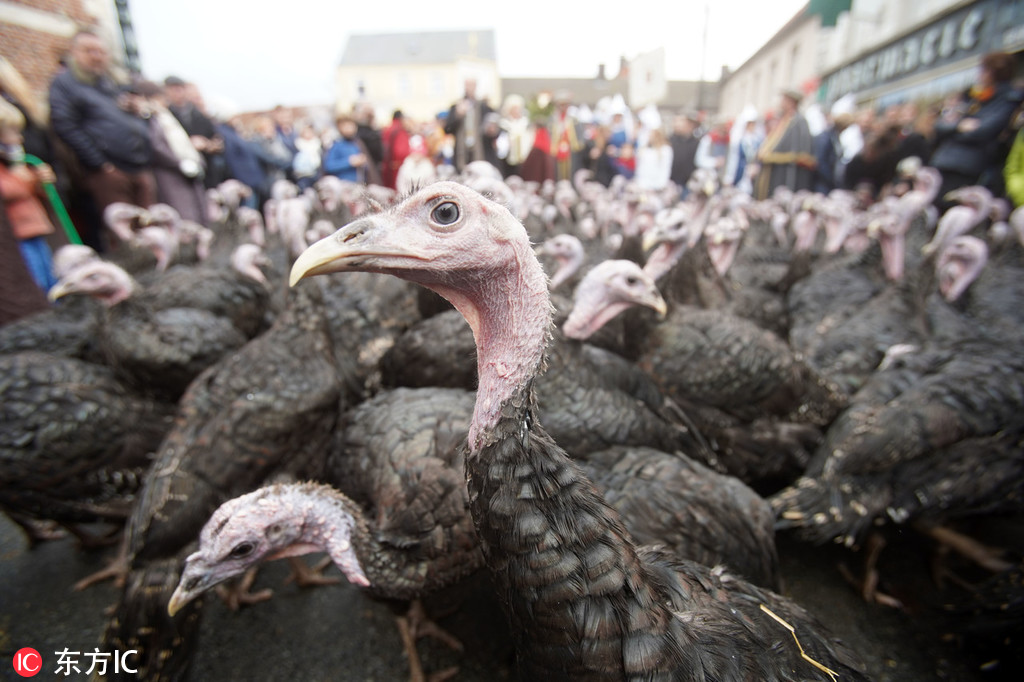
[99,279,349,681]
[291,181,868,681]
[0,351,173,545]
[46,247,271,399]
[172,386,483,682]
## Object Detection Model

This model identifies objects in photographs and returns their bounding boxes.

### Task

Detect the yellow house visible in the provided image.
[336,29,501,125]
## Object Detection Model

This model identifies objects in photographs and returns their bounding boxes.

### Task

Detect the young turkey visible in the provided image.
[289,181,868,681]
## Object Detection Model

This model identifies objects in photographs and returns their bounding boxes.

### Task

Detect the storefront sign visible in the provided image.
[821,0,1022,102]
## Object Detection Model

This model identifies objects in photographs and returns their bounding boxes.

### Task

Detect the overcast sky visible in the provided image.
[129,0,808,112]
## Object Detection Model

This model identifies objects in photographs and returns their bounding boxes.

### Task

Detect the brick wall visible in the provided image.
[1,0,98,110]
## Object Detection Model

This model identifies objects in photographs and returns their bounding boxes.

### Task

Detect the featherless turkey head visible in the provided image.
[563,260,666,340]
[290,181,549,342]
[535,233,585,289]
[936,235,989,302]
[51,243,100,279]
[291,181,551,449]
[47,260,137,306]
[703,215,746,276]
[168,483,369,617]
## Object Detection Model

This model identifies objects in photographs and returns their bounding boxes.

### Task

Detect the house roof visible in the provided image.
[339,30,497,66]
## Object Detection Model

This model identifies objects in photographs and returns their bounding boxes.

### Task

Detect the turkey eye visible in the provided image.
[430,202,460,226]
[228,542,255,559]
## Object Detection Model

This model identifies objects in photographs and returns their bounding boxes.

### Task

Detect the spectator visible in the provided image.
[695,118,730,181]
[215,115,267,208]
[586,126,616,187]
[669,113,701,191]
[395,135,437,195]
[634,128,673,191]
[445,78,494,172]
[163,76,227,188]
[292,122,323,191]
[894,101,935,166]
[249,115,293,189]
[499,94,533,178]
[843,123,903,200]
[732,118,764,194]
[323,114,376,184]
[381,110,410,190]
[931,51,1023,201]
[1,100,59,294]
[481,112,503,169]
[608,111,631,149]
[549,90,585,181]
[520,122,555,184]
[49,29,155,249]
[611,142,636,180]
[754,90,816,199]
[272,105,299,158]
[813,112,852,194]
[0,57,64,196]
[1005,124,1024,206]
[133,81,206,224]
[353,102,383,181]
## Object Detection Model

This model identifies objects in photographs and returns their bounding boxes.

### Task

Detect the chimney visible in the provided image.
[616,56,629,79]
[596,64,607,80]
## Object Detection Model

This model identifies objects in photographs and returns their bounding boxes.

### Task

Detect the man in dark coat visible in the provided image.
[445,78,494,173]
[754,90,816,200]
[49,29,155,248]
[669,113,701,192]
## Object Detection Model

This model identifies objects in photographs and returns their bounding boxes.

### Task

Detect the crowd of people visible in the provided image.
[2,28,1023,325]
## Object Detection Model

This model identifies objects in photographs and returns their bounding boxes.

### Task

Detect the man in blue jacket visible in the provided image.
[49,29,155,247]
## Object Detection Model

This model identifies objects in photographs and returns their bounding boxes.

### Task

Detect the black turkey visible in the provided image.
[290,181,868,681]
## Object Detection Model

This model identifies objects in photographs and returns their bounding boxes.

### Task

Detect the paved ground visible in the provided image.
[0,511,1018,681]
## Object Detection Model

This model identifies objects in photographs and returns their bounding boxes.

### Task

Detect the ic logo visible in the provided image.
[13,648,41,677]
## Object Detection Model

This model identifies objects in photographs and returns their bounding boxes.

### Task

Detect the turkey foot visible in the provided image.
[74,541,129,590]
[917,523,1013,573]
[395,598,462,682]
[837,531,904,609]
[6,513,67,547]
[283,556,341,587]
[215,566,273,610]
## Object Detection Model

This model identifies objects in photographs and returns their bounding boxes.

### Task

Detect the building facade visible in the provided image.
[717,4,825,120]
[335,30,501,123]
[819,0,1024,109]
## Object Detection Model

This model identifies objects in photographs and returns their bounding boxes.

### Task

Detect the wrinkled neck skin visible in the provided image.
[428,240,551,453]
[643,242,686,281]
[269,489,370,588]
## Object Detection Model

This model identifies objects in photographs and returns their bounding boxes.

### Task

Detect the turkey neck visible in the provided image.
[463,244,682,679]
[437,239,551,453]
[287,484,448,599]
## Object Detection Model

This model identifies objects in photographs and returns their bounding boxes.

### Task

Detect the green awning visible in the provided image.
[807,0,852,28]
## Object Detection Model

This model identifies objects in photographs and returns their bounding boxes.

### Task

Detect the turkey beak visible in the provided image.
[167,567,214,617]
[641,230,660,253]
[649,294,668,319]
[289,219,374,286]
[47,281,74,302]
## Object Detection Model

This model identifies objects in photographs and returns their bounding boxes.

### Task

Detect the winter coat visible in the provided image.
[931,84,1022,183]
[1005,128,1024,207]
[48,67,151,172]
[323,137,364,183]
[0,164,55,240]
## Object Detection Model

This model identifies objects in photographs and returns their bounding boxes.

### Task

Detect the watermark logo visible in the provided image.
[12,648,42,678]
[11,648,138,677]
